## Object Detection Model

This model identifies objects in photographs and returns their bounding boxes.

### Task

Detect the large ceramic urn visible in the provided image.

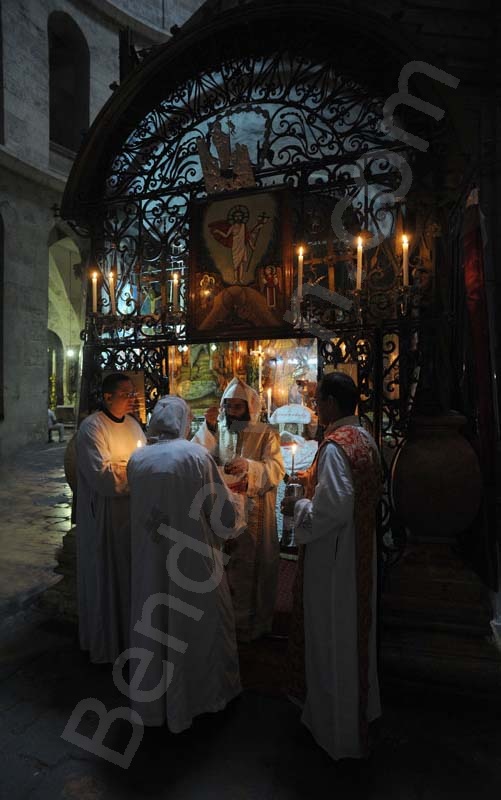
[391,413,482,538]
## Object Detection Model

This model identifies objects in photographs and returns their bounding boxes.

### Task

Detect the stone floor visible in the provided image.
[0,441,72,621]
[1,442,501,799]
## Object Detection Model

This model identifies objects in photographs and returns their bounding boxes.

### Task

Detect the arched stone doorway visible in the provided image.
[48,231,85,411]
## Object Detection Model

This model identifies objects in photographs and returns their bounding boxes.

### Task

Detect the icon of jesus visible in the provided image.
[208,204,270,284]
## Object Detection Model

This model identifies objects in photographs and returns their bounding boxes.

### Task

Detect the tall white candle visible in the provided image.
[297,247,304,299]
[109,272,117,315]
[328,263,335,292]
[172,272,179,312]
[267,387,272,417]
[402,235,409,286]
[291,442,297,476]
[91,272,98,314]
[258,347,263,394]
[356,237,363,291]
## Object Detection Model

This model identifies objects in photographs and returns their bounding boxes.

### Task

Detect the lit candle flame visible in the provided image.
[402,235,409,286]
[172,272,180,311]
[109,272,117,315]
[91,271,98,313]
[297,247,304,299]
[356,237,363,291]
[136,440,143,448]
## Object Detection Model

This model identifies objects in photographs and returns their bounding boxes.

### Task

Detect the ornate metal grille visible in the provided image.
[71,45,441,560]
[83,50,409,348]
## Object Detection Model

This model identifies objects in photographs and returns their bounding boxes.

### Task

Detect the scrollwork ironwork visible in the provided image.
[67,41,444,569]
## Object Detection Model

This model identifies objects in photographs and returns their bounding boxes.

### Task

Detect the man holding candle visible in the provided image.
[75,372,146,663]
[282,372,382,761]
[192,377,285,641]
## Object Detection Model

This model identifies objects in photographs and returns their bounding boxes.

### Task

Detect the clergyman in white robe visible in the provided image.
[127,396,246,731]
[294,416,381,761]
[192,378,285,641]
[76,408,146,664]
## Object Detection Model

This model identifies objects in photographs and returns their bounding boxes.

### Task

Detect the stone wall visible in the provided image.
[0,167,59,459]
[0,0,204,462]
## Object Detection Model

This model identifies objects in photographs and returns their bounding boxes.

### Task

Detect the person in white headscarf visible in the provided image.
[126,395,245,731]
[192,378,285,641]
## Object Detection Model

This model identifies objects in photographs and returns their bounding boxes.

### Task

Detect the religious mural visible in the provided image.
[189,191,292,339]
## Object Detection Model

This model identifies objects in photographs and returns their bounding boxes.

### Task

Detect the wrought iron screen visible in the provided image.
[73,45,435,558]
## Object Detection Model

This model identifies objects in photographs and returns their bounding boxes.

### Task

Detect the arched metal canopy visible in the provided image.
[61,0,448,228]
[63,1,475,573]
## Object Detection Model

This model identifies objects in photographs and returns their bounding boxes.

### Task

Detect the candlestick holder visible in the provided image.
[397,282,419,317]
[84,305,187,345]
[292,293,306,330]
[161,304,185,326]
[351,288,364,326]
[260,408,270,424]
[282,472,304,549]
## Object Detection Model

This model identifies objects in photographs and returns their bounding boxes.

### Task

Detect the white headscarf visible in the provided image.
[147,395,191,440]
[220,377,261,423]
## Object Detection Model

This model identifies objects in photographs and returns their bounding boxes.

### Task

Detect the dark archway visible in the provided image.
[0,10,4,145]
[0,214,3,420]
[48,11,90,153]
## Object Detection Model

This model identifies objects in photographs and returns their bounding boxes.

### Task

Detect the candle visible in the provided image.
[291,443,297,476]
[172,272,179,312]
[356,236,363,291]
[297,247,304,299]
[267,387,272,417]
[136,440,143,448]
[328,263,335,292]
[91,271,98,314]
[109,272,117,315]
[402,235,409,286]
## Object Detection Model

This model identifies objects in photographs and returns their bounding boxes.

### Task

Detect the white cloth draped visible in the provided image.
[127,439,245,730]
[193,419,284,640]
[294,419,381,760]
[76,411,146,664]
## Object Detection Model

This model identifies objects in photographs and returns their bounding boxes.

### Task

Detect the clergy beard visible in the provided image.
[225,412,250,432]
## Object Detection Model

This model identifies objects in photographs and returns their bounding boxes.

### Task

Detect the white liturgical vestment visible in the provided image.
[76,410,146,663]
[193,378,285,640]
[127,395,245,731]
[294,416,381,761]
